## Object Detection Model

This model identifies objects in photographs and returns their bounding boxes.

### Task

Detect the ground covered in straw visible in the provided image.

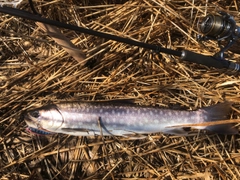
[1,0,240,179]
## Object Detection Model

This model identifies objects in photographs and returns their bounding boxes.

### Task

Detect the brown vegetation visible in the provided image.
[1,0,240,179]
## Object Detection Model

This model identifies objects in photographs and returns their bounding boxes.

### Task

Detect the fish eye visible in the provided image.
[30,111,40,118]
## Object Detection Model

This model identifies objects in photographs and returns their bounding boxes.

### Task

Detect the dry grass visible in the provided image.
[1,0,240,179]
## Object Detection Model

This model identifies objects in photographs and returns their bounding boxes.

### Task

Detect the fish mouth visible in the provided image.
[26,127,53,135]
[24,114,53,135]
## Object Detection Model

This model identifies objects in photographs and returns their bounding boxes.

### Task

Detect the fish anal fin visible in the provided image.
[163,127,190,136]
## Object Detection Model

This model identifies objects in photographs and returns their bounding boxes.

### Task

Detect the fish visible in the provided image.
[23,101,238,138]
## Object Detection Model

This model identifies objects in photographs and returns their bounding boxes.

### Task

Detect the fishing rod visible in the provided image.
[0,6,240,72]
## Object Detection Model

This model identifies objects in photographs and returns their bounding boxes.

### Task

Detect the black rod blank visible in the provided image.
[0,6,239,72]
[0,7,181,56]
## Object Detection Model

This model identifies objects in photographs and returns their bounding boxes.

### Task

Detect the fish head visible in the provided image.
[24,105,64,134]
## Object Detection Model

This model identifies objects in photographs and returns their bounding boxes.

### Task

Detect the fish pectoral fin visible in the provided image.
[61,128,89,132]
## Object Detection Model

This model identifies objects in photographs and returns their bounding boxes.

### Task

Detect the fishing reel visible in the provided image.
[198,11,240,60]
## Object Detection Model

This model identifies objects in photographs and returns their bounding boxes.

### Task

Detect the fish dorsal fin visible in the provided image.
[95,99,136,104]
[60,99,136,105]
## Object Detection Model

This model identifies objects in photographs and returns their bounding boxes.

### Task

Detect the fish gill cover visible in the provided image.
[0,0,240,179]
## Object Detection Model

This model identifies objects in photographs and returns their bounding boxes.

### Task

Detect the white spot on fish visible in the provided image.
[204,115,208,121]
[99,109,103,113]
[154,119,158,124]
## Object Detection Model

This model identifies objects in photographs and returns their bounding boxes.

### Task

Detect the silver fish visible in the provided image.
[24,101,237,138]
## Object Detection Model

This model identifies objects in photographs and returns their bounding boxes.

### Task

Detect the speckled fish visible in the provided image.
[24,101,237,138]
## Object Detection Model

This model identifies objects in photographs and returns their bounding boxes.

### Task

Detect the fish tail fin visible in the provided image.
[203,102,238,134]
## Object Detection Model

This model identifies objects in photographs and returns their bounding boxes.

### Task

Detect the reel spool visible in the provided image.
[198,11,240,59]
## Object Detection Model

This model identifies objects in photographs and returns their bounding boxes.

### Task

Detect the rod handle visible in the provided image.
[181,50,230,69]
